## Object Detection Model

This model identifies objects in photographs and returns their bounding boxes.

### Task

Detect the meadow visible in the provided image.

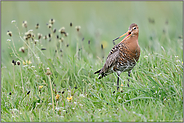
[1,1,183,122]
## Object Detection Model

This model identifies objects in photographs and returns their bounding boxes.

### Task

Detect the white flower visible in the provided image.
[79,94,85,97]
[11,20,16,23]
[7,39,11,42]
[144,55,148,58]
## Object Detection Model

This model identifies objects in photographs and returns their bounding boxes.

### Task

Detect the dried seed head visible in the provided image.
[43,35,48,40]
[70,22,72,27]
[49,18,55,24]
[22,21,28,28]
[14,61,16,65]
[41,48,46,50]
[101,44,103,49]
[19,47,25,53]
[88,40,90,44]
[35,23,39,29]
[56,35,59,39]
[59,37,64,42]
[53,28,56,33]
[7,30,12,37]
[60,49,62,52]
[12,59,15,63]
[163,29,166,34]
[23,36,28,40]
[165,20,168,25]
[66,44,69,47]
[64,33,68,37]
[82,37,84,41]
[12,60,16,65]
[59,27,65,34]
[48,33,52,38]
[17,61,20,65]
[47,23,52,28]
[178,36,182,39]
[32,34,35,39]
[148,18,155,24]
[9,92,12,95]
[24,30,34,39]
[34,39,39,44]
[37,33,42,40]
[46,67,52,75]
[62,91,65,94]
[75,26,81,31]
[27,90,30,95]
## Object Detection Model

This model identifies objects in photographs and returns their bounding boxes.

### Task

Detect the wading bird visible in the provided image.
[94,23,140,91]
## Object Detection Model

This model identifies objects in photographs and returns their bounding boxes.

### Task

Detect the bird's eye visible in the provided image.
[133,27,136,30]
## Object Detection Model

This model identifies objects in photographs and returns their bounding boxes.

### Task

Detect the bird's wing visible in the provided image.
[100,44,120,74]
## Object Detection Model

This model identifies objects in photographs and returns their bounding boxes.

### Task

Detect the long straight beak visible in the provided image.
[112,30,131,42]
[120,32,132,43]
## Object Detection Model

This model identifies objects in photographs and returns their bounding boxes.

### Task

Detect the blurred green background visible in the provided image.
[1,1,183,64]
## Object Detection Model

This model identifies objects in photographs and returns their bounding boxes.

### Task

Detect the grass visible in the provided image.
[1,1,183,122]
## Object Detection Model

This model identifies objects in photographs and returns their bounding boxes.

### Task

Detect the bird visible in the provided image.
[94,23,140,91]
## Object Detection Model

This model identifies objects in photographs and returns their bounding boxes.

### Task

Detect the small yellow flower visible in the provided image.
[101,40,108,49]
[23,61,26,65]
[26,60,32,65]
[182,61,183,64]
[39,86,43,90]
[55,94,60,100]
[121,84,123,87]
[67,96,73,102]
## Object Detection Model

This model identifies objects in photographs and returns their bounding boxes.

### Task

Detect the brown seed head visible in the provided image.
[59,27,65,34]
[7,30,12,37]
[36,23,39,29]
[49,18,55,24]
[75,26,81,31]
[70,22,73,27]
[22,21,28,28]
[17,61,20,65]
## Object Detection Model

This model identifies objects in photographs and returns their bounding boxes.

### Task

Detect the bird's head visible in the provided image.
[128,23,139,36]
[113,23,139,43]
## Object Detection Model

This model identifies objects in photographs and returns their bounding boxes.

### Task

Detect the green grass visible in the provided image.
[1,1,183,122]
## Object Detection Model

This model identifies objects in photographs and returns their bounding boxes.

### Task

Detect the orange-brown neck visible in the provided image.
[123,35,140,53]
